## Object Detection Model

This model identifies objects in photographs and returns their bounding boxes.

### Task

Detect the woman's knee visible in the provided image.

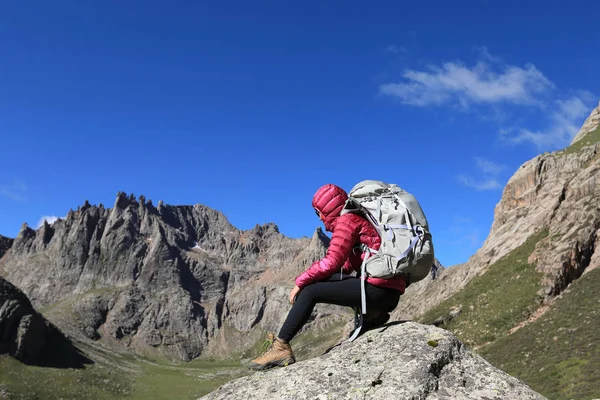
[296,284,319,303]
[296,282,324,303]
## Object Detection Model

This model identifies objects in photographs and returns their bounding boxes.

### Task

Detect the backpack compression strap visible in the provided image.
[347,246,373,342]
[381,224,426,257]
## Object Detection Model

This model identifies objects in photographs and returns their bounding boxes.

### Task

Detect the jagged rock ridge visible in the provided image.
[0,235,12,259]
[200,322,546,400]
[1,192,335,361]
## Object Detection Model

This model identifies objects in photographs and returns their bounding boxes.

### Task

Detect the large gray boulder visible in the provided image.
[0,276,48,363]
[0,276,87,366]
[200,322,546,400]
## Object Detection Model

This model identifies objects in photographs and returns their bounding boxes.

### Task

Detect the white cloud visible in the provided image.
[379,59,554,108]
[475,157,506,175]
[0,179,27,201]
[503,95,593,150]
[457,157,506,191]
[378,48,597,151]
[36,216,60,228]
[472,46,503,63]
[456,174,502,191]
[557,96,589,120]
[384,44,408,54]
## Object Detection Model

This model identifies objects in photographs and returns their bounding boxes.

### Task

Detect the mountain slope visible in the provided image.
[0,276,89,367]
[479,266,600,400]
[392,102,600,399]
[0,235,12,260]
[394,102,599,322]
[0,193,345,361]
[571,101,600,145]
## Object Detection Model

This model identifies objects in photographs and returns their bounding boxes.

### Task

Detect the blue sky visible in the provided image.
[1,0,598,267]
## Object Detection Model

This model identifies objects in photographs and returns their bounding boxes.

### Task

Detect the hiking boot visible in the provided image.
[363,311,390,331]
[247,333,295,371]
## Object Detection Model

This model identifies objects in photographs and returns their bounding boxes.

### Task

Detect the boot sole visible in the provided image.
[248,357,296,371]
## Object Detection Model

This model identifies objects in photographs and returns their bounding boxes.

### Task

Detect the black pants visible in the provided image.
[278,274,401,342]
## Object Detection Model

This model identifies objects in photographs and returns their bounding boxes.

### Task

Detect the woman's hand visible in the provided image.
[289,285,301,304]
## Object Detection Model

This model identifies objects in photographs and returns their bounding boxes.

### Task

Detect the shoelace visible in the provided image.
[258,335,275,357]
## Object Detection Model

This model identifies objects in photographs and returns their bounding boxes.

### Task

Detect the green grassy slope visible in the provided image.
[415,225,600,399]
[0,345,246,400]
[480,266,600,400]
[419,229,548,347]
[559,126,600,156]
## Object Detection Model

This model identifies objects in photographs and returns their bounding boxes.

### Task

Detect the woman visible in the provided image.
[248,184,406,371]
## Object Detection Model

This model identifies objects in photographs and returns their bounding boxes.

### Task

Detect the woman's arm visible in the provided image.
[295,214,359,288]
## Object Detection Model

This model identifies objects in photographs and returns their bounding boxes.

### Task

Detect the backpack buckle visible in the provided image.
[352,243,369,255]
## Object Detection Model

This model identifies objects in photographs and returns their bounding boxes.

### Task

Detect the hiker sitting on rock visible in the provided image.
[248,183,406,371]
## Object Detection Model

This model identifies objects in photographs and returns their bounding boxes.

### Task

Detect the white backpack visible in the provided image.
[342,180,434,341]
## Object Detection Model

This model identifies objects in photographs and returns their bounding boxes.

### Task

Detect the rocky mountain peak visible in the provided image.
[113,192,128,210]
[0,195,331,360]
[249,222,280,236]
[15,223,35,242]
[312,226,330,247]
[571,100,600,145]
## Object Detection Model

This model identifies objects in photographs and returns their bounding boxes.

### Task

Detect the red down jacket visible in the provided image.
[295,184,406,292]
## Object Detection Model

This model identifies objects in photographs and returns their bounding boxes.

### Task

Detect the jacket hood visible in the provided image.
[312,184,348,232]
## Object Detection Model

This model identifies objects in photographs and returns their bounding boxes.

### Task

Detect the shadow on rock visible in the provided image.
[1,277,92,368]
[30,325,94,369]
[322,320,411,355]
